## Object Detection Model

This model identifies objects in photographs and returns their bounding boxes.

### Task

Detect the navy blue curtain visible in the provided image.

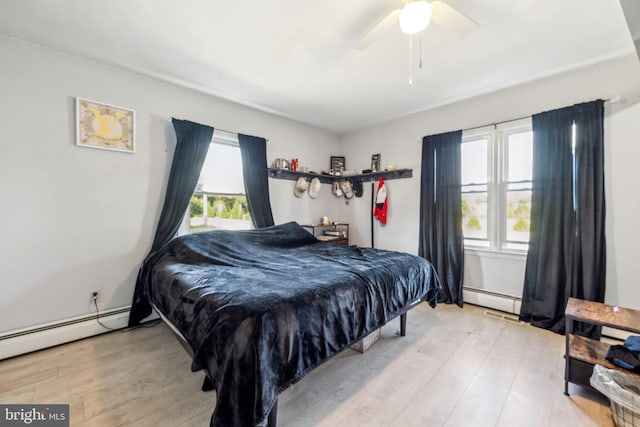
[129,118,214,326]
[419,130,464,306]
[238,134,274,228]
[520,100,605,336]
[519,106,575,333]
[573,101,606,310]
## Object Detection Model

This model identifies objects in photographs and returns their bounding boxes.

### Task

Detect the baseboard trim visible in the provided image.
[0,306,132,360]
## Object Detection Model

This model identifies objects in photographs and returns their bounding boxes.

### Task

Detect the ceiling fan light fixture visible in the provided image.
[399,1,432,34]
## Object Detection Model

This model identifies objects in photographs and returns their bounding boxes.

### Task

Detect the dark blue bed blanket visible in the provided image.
[137,222,439,426]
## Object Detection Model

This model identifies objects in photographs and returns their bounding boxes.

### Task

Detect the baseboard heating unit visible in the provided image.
[463,286,522,315]
[0,306,131,360]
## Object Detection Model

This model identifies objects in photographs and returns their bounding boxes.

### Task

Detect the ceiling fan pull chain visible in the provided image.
[408,33,413,85]
[419,31,423,69]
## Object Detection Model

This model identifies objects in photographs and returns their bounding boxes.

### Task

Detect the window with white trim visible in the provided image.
[180,130,252,234]
[461,119,532,252]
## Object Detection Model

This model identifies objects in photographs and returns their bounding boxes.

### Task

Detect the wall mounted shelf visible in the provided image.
[268,168,412,184]
[269,167,413,249]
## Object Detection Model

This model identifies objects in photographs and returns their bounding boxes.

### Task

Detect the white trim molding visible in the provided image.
[0,306,135,360]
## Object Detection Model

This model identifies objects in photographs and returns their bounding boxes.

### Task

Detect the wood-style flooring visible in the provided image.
[0,304,614,426]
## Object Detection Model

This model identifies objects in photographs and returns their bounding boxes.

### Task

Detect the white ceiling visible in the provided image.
[0,0,634,134]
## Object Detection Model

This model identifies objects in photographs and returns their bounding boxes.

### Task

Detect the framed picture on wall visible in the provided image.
[371,153,381,172]
[330,156,345,174]
[76,97,135,153]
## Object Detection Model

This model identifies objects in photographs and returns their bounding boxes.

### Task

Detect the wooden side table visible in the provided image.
[564,297,640,395]
[302,224,349,245]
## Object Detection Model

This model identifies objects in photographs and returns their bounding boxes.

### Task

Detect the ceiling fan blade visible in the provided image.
[430,1,479,39]
[354,9,401,50]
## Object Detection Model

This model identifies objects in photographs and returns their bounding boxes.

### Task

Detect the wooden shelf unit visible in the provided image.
[564,297,640,395]
[301,224,349,245]
[268,168,412,184]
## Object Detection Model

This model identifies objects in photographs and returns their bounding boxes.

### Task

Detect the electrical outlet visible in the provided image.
[91,291,99,304]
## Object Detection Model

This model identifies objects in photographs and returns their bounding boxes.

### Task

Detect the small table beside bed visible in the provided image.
[129,222,440,427]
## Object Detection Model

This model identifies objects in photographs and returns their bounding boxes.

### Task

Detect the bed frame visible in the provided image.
[153,302,415,426]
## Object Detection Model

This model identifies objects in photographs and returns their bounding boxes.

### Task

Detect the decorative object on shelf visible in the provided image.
[308,177,321,199]
[271,158,290,169]
[371,153,381,172]
[294,177,308,198]
[320,216,330,226]
[330,156,345,175]
[385,165,396,171]
[290,158,299,171]
[76,97,135,153]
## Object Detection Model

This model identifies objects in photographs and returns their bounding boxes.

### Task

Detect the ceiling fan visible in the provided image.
[355,0,479,50]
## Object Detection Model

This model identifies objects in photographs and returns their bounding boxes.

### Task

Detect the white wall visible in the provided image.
[605,94,640,306]
[339,54,640,308]
[2,34,639,345]
[0,36,340,334]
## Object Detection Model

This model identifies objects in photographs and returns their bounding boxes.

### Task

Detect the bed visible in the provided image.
[130,221,440,427]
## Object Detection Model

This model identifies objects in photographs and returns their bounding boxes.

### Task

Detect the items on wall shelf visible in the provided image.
[269,167,413,249]
[267,168,413,184]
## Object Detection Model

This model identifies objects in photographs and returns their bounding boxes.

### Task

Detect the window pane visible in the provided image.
[190,194,251,232]
[189,142,252,232]
[505,189,531,243]
[462,191,488,240]
[462,139,488,185]
[507,131,533,182]
[199,144,245,194]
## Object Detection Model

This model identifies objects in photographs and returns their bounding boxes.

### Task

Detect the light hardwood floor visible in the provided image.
[0,304,615,426]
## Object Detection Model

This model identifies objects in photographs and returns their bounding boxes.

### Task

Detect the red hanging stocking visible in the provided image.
[373,177,388,224]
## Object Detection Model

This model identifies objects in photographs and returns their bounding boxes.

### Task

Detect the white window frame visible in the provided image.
[498,120,533,251]
[462,118,532,254]
[178,130,251,235]
[461,126,494,248]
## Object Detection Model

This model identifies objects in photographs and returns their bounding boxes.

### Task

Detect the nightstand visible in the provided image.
[302,224,349,245]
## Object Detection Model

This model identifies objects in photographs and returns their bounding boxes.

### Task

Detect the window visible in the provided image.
[503,128,532,250]
[461,136,489,246]
[461,119,532,252]
[181,130,252,234]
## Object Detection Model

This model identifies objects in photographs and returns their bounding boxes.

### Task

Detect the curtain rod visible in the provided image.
[463,96,614,132]
[461,114,530,133]
[418,96,617,142]
[166,117,270,143]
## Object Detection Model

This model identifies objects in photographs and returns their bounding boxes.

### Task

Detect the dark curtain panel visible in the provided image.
[572,100,606,336]
[519,106,575,333]
[419,130,464,306]
[520,100,606,336]
[129,118,214,326]
[238,134,274,228]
